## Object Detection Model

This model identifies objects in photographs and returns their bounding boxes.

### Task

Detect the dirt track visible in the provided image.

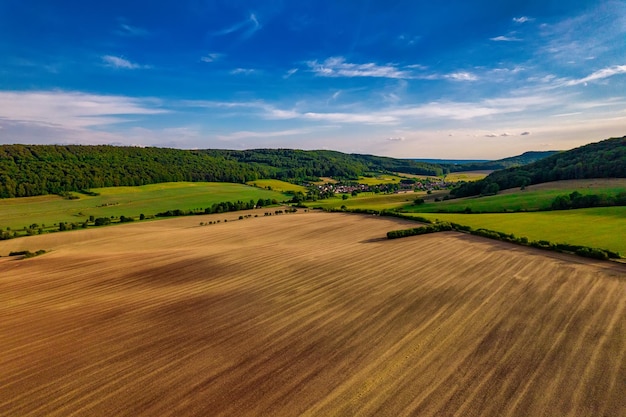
[1,211,625,416]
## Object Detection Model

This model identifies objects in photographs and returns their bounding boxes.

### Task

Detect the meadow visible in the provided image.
[1,212,624,416]
[0,182,285,231]
[407,206,626,255]
[246,179,308,193]
[357,174,404,185]
[443,170,491,182]
[404,179,626,213]
[308,191,423,211]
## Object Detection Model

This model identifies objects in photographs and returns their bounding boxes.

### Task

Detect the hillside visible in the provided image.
[0,145,444,198]
[451,136,626,197]
[448,151,559,172]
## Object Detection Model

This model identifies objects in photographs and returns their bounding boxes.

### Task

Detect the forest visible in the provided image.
[0,145,444,198]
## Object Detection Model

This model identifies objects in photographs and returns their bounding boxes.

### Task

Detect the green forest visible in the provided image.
[0,145,445,198]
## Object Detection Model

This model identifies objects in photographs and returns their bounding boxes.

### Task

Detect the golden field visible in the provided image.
[1,211,624,416]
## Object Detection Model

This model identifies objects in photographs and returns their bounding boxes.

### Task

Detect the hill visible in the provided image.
[445,150,559,172]
[451,136,626,197]
[0,145,444,198]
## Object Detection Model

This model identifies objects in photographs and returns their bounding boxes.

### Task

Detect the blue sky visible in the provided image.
[0,0,624,158]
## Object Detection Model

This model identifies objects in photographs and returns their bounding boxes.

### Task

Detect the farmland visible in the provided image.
[1,212,624,416]
[0,182,285,232]
[405,179,626,213]
[245,179,308,193]
[406,206,626,255]
[309,191,424,211]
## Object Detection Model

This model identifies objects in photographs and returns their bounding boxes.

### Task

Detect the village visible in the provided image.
[310,176,454,197]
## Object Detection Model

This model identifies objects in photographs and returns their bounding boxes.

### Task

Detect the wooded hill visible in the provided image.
[451,136,626,197]
[448,151,559,172]
[0,145,444,198]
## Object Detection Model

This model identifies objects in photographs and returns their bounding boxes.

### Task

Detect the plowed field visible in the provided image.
[1,211,624,416]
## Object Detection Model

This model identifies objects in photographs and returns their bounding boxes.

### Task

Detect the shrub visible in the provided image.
[94,217,111,226]
[575,247,609,260]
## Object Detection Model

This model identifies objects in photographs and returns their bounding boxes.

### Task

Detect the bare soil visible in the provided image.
[1,211,624,417]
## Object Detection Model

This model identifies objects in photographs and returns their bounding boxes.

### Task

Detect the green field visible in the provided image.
[443,171,491,182]
[307,192,422,211]
[406,207,626,255]
[246,179,308,193]
[403,179,626,213]
[358,174,403,185]
[0,182,286,231]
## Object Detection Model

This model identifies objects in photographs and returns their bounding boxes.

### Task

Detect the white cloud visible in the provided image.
[490,35,522,42]
[386,137,405,142]
[307,56,409,79]
[513,16,532,24]
[115,22,150,37]
[214,12,261,39]
[102,55,144,69]
[283,68,298,78]
[485,133,498,137]
[446,71,478,81]
[565,65,626,86]
[200,53,222,63]
[0,90,166,129]
[230,68,256,75]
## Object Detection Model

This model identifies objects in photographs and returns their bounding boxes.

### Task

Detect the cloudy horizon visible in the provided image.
[0,1,625,159]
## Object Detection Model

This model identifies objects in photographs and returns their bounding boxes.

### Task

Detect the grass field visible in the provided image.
[407,206,626,255]
[246,179,308,193]
[1,212,624,416]
[404,179,626,213]
[0,182,285,231]
[444,170,491,181]
[358,174,403,185]
[307,191,422,211]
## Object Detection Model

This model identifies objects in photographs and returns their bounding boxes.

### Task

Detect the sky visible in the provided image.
[0,0,625,159]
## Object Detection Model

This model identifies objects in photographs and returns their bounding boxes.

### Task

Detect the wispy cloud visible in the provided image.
[513,16,532,24]
[102,55,145,69]
[446,71,478,81]
[115,21,150,37]
[490,35,522,42]
[307,57,409,79]
[200,53,222,63]
[565,65,626,86]
[283,68,298,79]
[0,90,166,130]
[230,68,256,75]
[214,12,261,39]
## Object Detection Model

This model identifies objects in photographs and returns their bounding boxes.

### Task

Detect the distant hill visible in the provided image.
[413,158,490,165]
[0,145,444,198]
[451,136,626,197]
[444,151,560,172]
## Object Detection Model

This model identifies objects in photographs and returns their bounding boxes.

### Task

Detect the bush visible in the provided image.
[94,217,111,226]
[575,247,609,260]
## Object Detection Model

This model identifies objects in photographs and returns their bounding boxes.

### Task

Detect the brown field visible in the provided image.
[1,211,625,417]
